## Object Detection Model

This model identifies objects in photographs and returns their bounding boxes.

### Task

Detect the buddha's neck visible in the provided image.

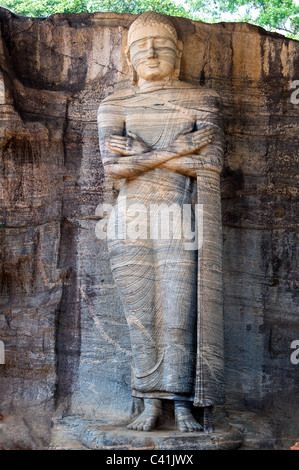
[138,77,173,92]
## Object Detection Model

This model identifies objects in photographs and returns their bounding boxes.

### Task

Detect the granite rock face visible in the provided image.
[0,8,298,449]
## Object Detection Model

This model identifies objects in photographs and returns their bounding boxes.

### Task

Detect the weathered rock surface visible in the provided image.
[0,8,298,449]
[81,424,243,450]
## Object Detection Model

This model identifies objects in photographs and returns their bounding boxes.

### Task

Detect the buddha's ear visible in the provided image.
[177,40,183,59]
[124,46,137,86]
[173,40,183,80]
[124,46,132,67]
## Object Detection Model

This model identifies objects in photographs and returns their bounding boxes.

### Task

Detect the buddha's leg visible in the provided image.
[156,232,202,432]
[108,238,162,376]
[108,237,165,431]
[156,240,197,394]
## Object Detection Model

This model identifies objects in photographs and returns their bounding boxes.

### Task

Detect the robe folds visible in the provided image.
[98,81,225,406]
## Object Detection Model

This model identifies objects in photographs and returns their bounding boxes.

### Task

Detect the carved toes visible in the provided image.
[127,416,157,432]
[178,419,203,433]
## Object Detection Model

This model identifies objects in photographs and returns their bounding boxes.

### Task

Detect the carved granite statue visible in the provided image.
[97,11,225,433]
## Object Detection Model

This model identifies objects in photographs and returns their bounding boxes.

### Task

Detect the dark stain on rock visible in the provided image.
[2,136,41,166]
[0,255,33,295]
[54,217,81,414]
[221,167,245,225]
[222,166,244,195]
[0,10,88,93]
[270,255,282,287]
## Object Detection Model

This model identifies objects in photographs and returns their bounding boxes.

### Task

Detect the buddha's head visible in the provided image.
[125,11,183,86]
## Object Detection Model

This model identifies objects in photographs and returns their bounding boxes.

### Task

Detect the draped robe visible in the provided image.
[98,80,225,406]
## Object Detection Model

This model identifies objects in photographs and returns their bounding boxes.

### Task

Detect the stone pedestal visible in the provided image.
[81,424,243,450]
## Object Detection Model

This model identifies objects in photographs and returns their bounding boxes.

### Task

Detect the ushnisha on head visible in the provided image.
[125,11,183,86]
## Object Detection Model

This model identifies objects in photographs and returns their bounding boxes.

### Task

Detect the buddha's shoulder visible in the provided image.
[175,80,221,100]
[98,85,137,108]
[98,81,221,111]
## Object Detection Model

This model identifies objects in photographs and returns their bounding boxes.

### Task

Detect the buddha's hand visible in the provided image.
[108,131,150,156]
[168,127,214,157]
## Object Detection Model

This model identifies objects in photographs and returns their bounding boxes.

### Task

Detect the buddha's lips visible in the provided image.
[145,60,160,68]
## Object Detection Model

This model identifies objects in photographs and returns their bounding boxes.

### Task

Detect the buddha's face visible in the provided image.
[128,24,179,82]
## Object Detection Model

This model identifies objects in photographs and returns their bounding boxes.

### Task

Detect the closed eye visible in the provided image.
[155,39,167,45]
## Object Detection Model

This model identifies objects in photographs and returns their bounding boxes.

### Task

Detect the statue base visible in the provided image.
[81,424,243,450]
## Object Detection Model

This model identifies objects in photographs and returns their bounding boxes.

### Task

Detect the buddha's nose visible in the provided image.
[147,40,157,58]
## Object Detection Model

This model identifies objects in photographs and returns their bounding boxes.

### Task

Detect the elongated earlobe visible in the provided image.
[173,40,183,80]
[124,46,131,66]
[125,46,137,86]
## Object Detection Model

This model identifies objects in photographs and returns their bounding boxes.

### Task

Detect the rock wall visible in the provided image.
[0,8,298,449]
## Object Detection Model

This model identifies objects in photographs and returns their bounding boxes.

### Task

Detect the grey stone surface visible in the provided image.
[81,424,243,450]
[0,8,298,449]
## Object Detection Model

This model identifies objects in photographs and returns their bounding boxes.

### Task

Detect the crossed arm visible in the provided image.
[106,128,214,178]
[98,93,224,180]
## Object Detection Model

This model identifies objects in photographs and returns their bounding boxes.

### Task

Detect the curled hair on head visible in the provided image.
[127,11,178,46]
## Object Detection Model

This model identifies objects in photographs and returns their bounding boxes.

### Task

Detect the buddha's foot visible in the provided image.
[127,398,162,432]
[174,401,203,433]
